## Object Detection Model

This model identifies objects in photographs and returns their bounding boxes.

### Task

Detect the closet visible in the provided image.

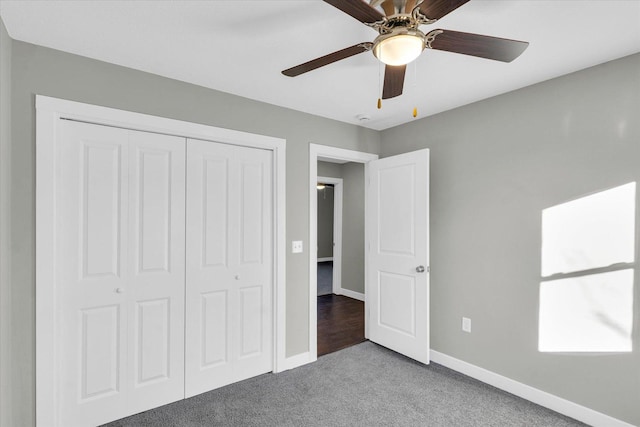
[53,119,273,426]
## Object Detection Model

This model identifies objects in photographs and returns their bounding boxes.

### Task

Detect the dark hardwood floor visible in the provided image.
[317,294,365,356]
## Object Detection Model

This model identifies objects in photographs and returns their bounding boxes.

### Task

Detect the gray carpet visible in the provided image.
[317,261,333,296]
[103,342,586,427]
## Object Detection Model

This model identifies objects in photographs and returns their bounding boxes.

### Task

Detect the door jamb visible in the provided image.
[35,95,287,426]
[316,176,343,295]
[309,144,378,360]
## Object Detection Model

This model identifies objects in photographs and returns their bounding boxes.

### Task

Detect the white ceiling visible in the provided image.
[1,0,639,130]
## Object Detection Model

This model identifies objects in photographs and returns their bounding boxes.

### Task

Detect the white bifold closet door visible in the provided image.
[185,139,273,398]
[56,120,186,426]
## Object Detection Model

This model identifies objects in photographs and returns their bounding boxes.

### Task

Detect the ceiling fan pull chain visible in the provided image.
[377,61,383,109]
[412,60,418,118]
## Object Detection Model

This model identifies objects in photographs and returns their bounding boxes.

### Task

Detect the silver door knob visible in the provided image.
[416,266,425,273]
[235,275,240,280]
[115,288,124,294]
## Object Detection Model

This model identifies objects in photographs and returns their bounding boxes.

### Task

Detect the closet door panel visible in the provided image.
[127,130,186,413]
[233,148,273,379]
[185,141,236,397]
[185,141,273,397]
[56,122,186,426]
[57,121,130,427]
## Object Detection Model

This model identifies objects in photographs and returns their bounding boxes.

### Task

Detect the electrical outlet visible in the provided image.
[292,240,303,254]
[462,317,471,333]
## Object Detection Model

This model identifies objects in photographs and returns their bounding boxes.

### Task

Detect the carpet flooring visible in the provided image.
[317,261,333,296]
[102,342,586,427]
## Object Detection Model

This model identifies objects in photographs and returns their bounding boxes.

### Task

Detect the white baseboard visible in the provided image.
[317,257,333,262]
[276,351,314,373]
[337,288,364,301]
[429,350,635,427]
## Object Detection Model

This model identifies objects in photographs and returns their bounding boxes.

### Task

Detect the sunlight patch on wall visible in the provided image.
[541,182,635,277]
[539,269,634,352]
[539,182,636,353]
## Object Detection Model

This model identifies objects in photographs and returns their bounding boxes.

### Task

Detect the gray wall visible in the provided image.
[7,39,380,426]
[317,162,339,259]
[317,161,342,178]
[380,53,640,426]
[317,161,366,294]
[0,17,12,427]
[317,185,334,259]
[341,163,365,294]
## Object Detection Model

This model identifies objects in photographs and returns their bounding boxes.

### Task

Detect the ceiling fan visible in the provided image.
[282,0,529,100]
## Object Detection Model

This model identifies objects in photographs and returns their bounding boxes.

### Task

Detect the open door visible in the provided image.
[366,149,430,364]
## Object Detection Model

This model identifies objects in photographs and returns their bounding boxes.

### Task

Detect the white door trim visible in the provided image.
[309,144,378,360]
[317,176,343,295]
[35,95,287,426]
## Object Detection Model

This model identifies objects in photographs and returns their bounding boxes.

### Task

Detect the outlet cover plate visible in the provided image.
[462,317,471,333]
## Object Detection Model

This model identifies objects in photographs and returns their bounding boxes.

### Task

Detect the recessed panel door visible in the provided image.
[57,120,130,427]
[185,140,273,398]
[126,130,186,414]
[367,149,430,364]
[57,121,186,426]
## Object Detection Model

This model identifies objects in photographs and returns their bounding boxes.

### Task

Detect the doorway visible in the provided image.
[309,144,378,360]
[316,176,342,296]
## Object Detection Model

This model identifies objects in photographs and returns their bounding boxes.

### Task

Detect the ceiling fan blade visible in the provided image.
[419,0,470,20]
[282,43,373,77]
[381,0,395,16]
[323,0,385,24]
[405,0,418,14]
[427,29,529,62]
[382,65,406,99]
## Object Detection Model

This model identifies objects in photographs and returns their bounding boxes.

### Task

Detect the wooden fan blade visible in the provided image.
[323,0,384,24]
[419,0,470,20]
[427,29,529,62]
[282,43,373,77]
[382,65,406,99]
[405,0,418,14]
[381,0,395,16]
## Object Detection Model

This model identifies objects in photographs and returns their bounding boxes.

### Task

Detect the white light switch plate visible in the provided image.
[292,240,303,253]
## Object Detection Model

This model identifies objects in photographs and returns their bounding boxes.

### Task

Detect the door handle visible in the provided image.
[416,265,425,273]
[115,288,124,294]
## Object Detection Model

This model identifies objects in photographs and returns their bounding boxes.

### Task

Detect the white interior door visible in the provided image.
[56,120,185,426]
[366,149,430,364]
[185,139,273,398]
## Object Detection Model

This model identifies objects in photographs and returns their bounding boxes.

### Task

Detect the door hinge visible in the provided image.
[427,266,430,273]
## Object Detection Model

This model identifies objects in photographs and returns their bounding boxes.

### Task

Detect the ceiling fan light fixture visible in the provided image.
[373,30,425,66]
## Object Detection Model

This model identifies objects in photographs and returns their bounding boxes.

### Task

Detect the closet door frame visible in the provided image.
[35,95,287,427]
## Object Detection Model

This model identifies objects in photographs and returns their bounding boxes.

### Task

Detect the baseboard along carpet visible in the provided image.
[102,341,586,427]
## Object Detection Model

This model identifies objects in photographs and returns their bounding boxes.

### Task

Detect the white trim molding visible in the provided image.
[309,144,378,359]
[430,350,636,427]
[337,289,365,302]
[36,95,287,423]
[277,352,314,372]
